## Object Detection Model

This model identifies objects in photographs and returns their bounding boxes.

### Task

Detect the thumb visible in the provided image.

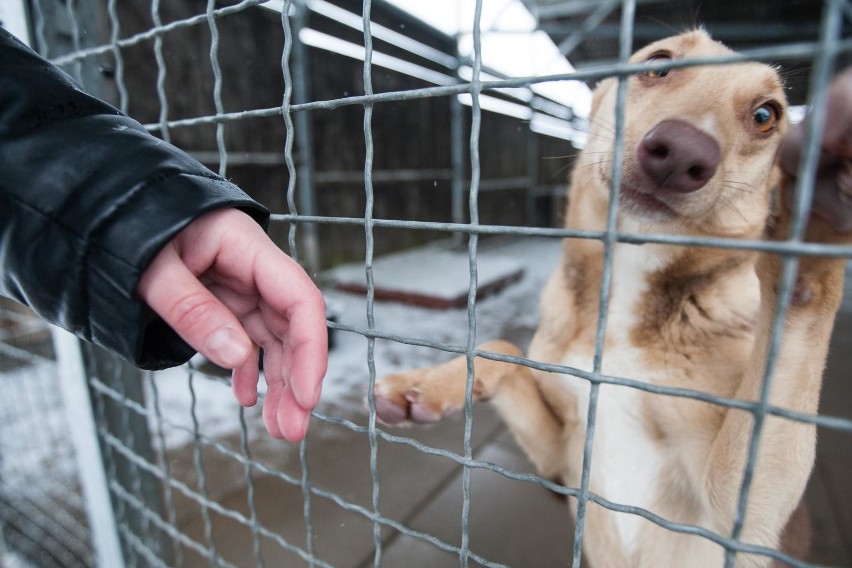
[138,243,253,368]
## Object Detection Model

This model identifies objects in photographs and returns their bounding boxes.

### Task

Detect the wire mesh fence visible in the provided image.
[0,303,94,568]
[2,0,852,566]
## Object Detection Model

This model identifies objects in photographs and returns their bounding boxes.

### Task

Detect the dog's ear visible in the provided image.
[590,77,617,120]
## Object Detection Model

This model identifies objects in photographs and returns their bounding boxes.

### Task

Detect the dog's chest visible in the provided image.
[555,243,670,554]
[559,349,665,555]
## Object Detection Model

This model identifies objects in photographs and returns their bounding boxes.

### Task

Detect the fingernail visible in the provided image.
[206,328,249,368]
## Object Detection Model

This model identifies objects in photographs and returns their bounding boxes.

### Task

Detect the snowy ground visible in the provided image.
[0,359,93,567]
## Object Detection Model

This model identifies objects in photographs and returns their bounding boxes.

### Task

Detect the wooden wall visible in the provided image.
[69,0,576,267]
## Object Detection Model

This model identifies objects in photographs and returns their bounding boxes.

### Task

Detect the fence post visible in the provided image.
[52,329,125,568]
[0,1,30,45]
[525,124,540,226]
[27,0,106,93]
[80,342,173,567]
[291,0,321,275]
[451,88,467,245]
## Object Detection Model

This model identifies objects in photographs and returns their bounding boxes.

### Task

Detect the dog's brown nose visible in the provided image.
[638,119,721,193]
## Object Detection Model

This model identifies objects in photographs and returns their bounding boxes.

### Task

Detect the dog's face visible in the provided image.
[578,30,788,238]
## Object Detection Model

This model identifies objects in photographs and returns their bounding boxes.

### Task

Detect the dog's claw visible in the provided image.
[373,378,438,425]
[374,393,408,424]
[373,389,443,424]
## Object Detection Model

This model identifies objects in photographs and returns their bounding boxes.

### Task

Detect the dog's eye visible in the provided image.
[644,54,672,78]
[753,104,778,133]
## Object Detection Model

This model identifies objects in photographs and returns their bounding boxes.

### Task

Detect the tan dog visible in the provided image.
[374,30,852,566]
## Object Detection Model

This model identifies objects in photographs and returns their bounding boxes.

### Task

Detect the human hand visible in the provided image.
[137,208,328,441]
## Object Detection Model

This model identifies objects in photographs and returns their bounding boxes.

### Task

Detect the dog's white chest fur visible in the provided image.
[557,241,668,554]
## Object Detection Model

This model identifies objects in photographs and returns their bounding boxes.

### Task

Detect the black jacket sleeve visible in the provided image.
[0,28,270,370]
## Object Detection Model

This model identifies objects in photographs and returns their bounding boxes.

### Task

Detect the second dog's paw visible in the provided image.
[809,161,852,234]
[780,68,852,236]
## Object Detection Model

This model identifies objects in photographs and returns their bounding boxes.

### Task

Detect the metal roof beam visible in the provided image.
[537,21,823,43]
[527,0,671,21]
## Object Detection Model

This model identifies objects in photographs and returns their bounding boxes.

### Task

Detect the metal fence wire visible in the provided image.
[2,0,852,567]
[0,307,95,568]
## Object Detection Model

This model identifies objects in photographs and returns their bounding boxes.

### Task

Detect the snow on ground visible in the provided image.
[0,360,84,495]
[329,241,525,304]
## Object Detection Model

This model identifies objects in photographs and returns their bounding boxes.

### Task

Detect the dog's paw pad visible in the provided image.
[408,399,442,423]
[372,388,444,424]
[374,392,409,424]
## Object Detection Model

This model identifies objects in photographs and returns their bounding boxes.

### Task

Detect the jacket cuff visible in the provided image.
[85,172,269,370]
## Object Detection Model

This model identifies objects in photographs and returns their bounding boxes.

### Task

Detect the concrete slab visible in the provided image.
[329,241,525,309]
[379,434,573,567]
[178,404,507,568]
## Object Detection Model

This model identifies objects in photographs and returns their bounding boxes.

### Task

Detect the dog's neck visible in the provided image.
[563,222,755,296]
[560,201,759,353]
[555,237,757,389]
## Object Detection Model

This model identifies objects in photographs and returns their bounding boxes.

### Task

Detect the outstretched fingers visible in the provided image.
[139,208,328,442]
[254,248,329,413]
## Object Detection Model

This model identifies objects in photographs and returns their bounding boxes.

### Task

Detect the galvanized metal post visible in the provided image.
[525,123,539,226]
[52,328,125,568]
[0,1,30,45]
[291,0,321,274]
[450,90,467,245]
[81,343,172,567]
[28,0,105,93]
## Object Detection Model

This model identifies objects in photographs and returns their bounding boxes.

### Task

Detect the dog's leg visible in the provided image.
[375,339,565,477]
[706,70,852,560]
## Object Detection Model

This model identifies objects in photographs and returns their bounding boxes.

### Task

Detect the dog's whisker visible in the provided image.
[542,153,584,161]
[721,181,763,196]
[713,192,753,225]
[575,159,612,173]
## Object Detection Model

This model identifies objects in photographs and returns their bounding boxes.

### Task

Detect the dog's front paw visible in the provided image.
[780,68,852,236]
[373,367,468,425]
[372,341,522,425]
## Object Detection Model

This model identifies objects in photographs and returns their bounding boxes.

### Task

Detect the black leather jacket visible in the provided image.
[0,28,269,369]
